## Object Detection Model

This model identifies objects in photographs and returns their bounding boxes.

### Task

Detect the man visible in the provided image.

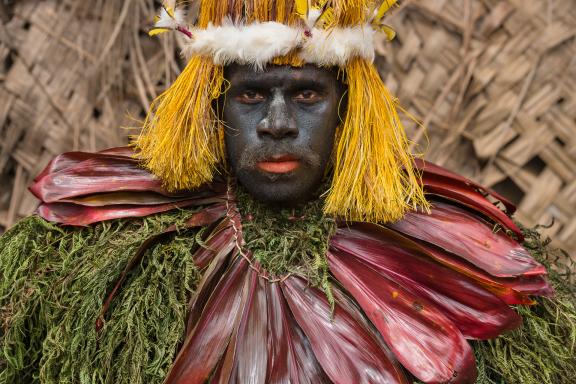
[1,1,574,383]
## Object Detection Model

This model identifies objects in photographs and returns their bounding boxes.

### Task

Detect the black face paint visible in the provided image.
[222,64,345,205]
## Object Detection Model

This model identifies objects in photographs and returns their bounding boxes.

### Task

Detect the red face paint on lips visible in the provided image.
[256,155,301,174]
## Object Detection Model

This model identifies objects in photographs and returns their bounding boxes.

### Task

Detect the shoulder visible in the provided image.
[29,146,226,226]
[0,203,206,383]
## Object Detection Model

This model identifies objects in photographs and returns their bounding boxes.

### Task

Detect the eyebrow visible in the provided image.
[228,73,333,91]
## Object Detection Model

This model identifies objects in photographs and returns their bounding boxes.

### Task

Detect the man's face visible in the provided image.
[222,64,344,205]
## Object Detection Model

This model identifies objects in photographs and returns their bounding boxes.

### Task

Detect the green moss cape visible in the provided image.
[1,198,575,383]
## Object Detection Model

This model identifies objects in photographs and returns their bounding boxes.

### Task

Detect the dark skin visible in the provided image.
[222,64,345,205]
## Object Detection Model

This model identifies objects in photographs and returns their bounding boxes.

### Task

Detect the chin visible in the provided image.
[237,170,323,206]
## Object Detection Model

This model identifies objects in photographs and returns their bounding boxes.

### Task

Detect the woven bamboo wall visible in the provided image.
[1,0,575,256]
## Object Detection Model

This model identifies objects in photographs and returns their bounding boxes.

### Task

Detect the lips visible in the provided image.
[256,155,301,174]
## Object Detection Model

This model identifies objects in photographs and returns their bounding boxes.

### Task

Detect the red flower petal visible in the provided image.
[422,177,523,240]
[266,281,331,383]
[329,283,403,366]
[31,148,227,203]
[413,239,553,304]
[415,159,516,214]
[57,191,202,206]
[231,271,269,381]
[186,224,236,333]
[502,274,554,297]
[98,146,136,156]
[31,156,164,202]
[282,276,409,383]
[389,202,545,277]
[328,250,477,383]
[210,269,269,382]
[192,222,236,270]
[332,223,522,339]
[36,200,203,226]
[32,149,136,183]
[165,257,250,384]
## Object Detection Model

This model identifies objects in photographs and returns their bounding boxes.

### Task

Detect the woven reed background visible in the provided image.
[1,0,575,257]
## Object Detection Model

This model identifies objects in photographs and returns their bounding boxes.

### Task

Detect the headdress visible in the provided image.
[134,0,429,223]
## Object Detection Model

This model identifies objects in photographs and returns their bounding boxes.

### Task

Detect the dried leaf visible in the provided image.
[37,200,202,226]
[413,238,553,304]
[415,159,516,214]
[332,223,522,339]
[186,224,236,333]
[282,275,409,383]
[266,282,330,384]
[165,257,250,384]
[329,250,477,383]
[423,176,523,239]
[389,202,545,277]
[31,154,163,202]
[222,270,269,383]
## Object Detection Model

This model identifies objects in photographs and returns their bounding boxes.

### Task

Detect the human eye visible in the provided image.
[235,90,266,104]
[293,90,323,104]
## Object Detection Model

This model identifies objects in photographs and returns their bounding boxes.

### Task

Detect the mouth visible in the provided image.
[256,154,301,174]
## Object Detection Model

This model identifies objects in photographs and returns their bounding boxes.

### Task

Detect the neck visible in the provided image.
[234,183,336,292]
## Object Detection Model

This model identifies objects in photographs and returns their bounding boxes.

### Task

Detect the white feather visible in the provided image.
[183,20,302,70]
[181,21,377,68]
[301,24,376,66]
[307,8,323,28]
[154,8,186,29]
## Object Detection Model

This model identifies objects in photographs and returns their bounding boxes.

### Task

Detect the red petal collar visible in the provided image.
[30,147,551,383]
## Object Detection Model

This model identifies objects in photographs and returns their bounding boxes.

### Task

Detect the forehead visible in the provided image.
[225,64,340,88]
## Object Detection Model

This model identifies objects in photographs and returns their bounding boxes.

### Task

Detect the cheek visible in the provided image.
[223,105,260,157]
[298,104,340,156]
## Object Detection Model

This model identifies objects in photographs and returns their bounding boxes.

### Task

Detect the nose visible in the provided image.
[256,91,298,139]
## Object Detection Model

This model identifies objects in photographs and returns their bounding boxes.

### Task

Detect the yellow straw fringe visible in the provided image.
[195,0,373,27]
[271,50,305,67]
[324,58,429,223]
[132,56,225,192]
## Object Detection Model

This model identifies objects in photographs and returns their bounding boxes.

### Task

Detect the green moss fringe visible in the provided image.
[0,211,201,384]
[236,186,336,305]
[471,227,576,384]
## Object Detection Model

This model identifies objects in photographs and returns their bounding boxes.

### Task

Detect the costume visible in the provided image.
[1,1,575,383]
[2,148,575,383]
